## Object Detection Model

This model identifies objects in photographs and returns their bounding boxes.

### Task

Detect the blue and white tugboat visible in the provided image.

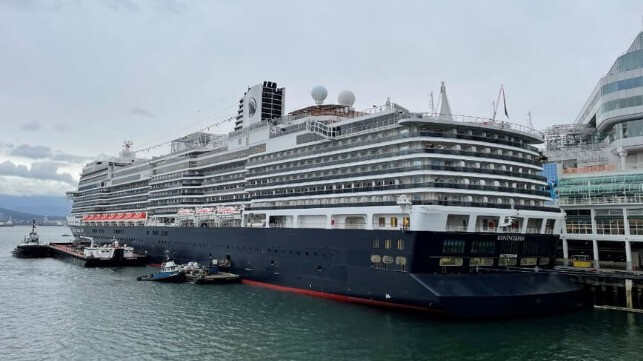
[12,219,49,258]
[137,251,185,282]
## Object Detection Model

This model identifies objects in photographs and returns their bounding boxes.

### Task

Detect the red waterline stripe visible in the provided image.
[148,263,162,268]
[241,279,435,313]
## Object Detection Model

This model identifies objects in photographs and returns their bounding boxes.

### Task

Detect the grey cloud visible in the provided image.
[95,153,112,161]
[5,143,92,163]
[130,107,154,118]
[21,120,41,131]
[30,161,76,183]
[54,123,68,132]
[153,0,186,13]
[51,152,93,163]
[9,144,52,159]
[0,160,75,184]
[0,0,75,12]
[0,161,29,177]
[101,0,140,12]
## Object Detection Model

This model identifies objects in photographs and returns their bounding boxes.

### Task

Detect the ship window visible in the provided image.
[498,257,517,266]
[384,239,392,249]
[373,239,380,248]
[520,258,537,266]
[378,217,386,227]
[539,257,551,266]
[439,257,464,266]
[395,256,407,271]
[391,217,398,228]
[469,257,494,267]
[471,240,495,254]
[442,240,465,254]
[523,241,540,256]
[397,239,405,250]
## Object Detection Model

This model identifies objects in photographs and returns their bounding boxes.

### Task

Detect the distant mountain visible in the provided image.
[0,195,71,217]
[0,207,64,222]
[0,207,41,221]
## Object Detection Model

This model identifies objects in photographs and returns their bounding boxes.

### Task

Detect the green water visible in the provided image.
[1,226,642,361]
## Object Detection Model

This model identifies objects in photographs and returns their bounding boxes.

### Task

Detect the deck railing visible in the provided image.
[559,194,643,206]
[415,113,544,139]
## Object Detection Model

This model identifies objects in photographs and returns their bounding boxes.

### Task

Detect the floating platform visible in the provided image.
[186,271,241,285]
[48,242,147,268]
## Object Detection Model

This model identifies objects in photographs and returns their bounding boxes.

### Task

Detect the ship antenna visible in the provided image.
[491,84,502,122]
[429,91,435,114]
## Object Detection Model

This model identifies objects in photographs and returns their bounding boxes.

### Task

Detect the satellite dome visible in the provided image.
[311,86,328,105]
[338,90,355,107]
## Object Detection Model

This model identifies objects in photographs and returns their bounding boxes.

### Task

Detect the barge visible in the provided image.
[48,238,147,267]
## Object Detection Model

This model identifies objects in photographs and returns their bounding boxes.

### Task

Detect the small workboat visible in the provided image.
[80,237,147,267]
[12,219,49,258]
[185,259,241,285]
[137,252,185,282]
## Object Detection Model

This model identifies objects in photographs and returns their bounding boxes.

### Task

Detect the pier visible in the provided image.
[551,267,643,311]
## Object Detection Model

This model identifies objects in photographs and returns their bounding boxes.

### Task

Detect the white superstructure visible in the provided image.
[67,82,562,236]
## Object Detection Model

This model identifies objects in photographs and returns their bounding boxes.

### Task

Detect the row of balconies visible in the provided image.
[247,147,540,179]
[247,129,539,166]
[248,180,548,200]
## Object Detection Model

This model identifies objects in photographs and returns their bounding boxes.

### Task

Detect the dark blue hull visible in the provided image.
[137,271,185,282]
[12,244,50,258]
[71,225,585,317]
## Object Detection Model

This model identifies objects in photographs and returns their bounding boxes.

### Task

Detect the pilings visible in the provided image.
[560,268,643,312]
[592,239,600,269]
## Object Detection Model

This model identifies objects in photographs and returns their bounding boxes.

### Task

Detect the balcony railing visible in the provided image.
[414,113,544,139]
[559,194,643,206]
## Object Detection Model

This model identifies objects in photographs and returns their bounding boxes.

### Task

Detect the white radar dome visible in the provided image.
[311,85,328,105]
[338,90,355,107]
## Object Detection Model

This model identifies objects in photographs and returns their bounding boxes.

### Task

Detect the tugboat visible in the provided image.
[12,219,49,258]
[137,251,185,282]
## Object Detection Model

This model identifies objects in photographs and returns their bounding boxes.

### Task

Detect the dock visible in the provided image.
[48,242,147,268]
[552,267,643,311]
[515,266,643,312]
[186,271,241,285]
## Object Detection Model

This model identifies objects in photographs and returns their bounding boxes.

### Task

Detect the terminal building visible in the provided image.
[545,31,643,270]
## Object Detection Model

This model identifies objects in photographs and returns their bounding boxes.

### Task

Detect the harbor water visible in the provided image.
[1,226,643,361]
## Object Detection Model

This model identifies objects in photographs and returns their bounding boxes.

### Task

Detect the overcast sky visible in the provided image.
[1,0,642,197]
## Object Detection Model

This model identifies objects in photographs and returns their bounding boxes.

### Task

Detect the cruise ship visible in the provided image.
[67,81,583,317]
